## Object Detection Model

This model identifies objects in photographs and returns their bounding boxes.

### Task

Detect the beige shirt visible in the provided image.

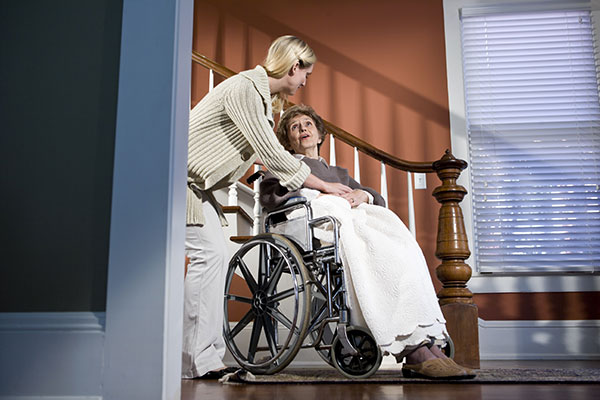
[187,65,310,225]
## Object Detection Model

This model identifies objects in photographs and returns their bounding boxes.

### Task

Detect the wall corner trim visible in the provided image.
[0,312,105,332]
[0,312,105,398]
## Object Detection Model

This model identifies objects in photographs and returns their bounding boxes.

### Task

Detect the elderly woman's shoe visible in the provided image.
[402,358,473,380]
[443,358,476,378]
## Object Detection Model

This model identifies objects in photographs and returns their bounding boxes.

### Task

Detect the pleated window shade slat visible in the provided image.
[460,9,600,273]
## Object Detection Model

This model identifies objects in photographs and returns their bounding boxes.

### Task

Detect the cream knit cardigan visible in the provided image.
[187,65,310,225]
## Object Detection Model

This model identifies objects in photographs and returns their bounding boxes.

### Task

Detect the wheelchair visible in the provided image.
[222,196,384,378]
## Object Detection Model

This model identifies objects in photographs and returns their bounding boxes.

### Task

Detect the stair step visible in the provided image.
[222,205,253,224]
[230,235,253,244]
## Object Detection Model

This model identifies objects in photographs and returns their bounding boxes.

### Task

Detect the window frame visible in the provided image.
[442,0,600,293]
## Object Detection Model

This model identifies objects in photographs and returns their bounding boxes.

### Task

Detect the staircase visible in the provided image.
[213,182,255,255]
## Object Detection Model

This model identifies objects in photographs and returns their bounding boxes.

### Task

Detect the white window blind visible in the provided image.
[461,9,600,273]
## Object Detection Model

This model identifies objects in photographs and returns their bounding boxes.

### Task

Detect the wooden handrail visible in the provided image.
[320,117,435,173]
[192,52,237,79]
[192,51,434,173]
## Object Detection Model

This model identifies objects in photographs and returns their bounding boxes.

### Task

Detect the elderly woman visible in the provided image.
[259,105,475,380]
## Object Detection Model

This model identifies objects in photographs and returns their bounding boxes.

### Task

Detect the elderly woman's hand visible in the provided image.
[341,189,369,207]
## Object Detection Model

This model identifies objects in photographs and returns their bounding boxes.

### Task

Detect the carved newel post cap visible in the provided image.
[432,149,468,172]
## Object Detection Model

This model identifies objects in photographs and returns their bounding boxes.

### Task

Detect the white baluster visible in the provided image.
[353,147,360,183]
[228,183,238,206]
[380,162,388,208]
[407,172,416,238]
[252,165,261,235]
[329,134,336,166]
[209,69,214,92]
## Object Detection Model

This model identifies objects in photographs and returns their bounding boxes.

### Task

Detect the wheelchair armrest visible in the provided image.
[265,196,308,226]
[270,196,307,213]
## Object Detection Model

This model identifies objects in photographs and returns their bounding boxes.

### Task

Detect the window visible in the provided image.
[443,0,600,289]
[461,8,600,273]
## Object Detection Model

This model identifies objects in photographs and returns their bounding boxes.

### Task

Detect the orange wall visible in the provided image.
[191,0,598,321]
[192,0,450,271]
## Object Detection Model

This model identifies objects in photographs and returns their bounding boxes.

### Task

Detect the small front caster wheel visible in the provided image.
[331,326,382,379]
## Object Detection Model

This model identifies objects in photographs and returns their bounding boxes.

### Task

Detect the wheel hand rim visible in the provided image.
[224,238,304,370]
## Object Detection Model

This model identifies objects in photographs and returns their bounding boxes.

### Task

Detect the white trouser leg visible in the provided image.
[181,195,229,379]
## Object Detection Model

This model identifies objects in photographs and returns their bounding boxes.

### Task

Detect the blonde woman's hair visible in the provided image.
[263,35,316,113]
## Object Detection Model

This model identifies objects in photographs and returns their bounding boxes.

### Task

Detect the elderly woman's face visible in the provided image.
[287,114,321,155]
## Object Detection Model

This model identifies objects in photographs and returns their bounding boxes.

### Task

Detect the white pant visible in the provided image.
[181,194,229,379]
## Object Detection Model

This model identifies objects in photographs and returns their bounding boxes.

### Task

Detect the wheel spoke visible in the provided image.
[258,243,268,287]
[262,315,278,359]
[269,285,303,303]
[247,315,264,362]
[265,258,285,295]
[225,293,253,304]
[356,355,366,371]
[342,354,353,365]
[308,301,328,334]
[228,309,255,339]
[236,256,258,294]
[353,334,366,349]
[266,308,294,331]
[312,278,328,298]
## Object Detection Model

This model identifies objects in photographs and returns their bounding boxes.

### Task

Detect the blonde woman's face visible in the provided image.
[284,63,313,96]
[287,114,321,154]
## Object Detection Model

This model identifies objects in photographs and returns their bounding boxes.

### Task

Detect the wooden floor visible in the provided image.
[181,361,600,400]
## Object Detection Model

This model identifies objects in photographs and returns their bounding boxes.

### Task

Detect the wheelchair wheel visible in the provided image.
[331,326,382,379]
[223,233,311,374]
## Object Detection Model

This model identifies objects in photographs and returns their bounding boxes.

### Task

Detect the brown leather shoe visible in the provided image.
[402,358,473,380]
[443,358,476,378]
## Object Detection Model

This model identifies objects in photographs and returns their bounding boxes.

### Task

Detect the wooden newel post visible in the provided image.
[432,149,480,369]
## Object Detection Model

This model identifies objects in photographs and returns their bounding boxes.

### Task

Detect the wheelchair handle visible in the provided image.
[246,170,265,185]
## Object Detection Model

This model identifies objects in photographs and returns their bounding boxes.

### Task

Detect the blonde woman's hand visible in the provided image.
[303,174,352,196]
[322,182,353,196]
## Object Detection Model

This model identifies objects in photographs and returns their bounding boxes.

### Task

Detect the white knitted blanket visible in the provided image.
[303,192,448,355]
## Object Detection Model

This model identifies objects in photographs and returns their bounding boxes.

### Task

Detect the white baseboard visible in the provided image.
[479,318,600,360]
[223,319,600,367]
[0,312,105,398]
[0,397,101,400]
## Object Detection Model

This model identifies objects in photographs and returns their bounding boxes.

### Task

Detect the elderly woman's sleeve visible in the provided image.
[259,172,301,211]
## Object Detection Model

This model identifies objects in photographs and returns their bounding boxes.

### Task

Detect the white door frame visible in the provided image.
[103,0,193,399]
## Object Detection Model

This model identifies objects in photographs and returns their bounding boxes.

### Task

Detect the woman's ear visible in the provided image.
[288,61,300,76]
[319,130,326,145]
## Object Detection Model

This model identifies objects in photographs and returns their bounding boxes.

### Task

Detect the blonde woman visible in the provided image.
[183,36,352,379]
